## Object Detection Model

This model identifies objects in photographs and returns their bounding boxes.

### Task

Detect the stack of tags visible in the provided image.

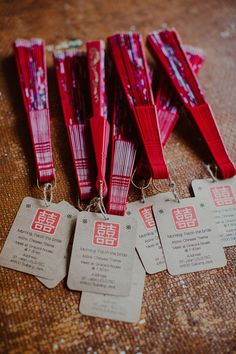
[127,190,228,277]
[67,212,146,323]
[152,193,226,276]
[80,254,145,323]
[0,199,78,289]
[0,28,235,325]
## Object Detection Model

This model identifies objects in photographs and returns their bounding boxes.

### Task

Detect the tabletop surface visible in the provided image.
[0,0,236,353]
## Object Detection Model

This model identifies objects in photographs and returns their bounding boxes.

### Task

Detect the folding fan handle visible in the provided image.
[147,30,235,179]
[87,40,110,196]
[54,50,96,200]
[14,39,55,184]
[108,33,169,180]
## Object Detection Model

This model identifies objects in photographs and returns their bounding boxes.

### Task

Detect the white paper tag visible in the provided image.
[79,253,145,323]
[36,201,78,288]
[192,177,236,247]
[67,211,137,296]
[153,194,227,275]
[126,194,168,274]
[0,197,74,279]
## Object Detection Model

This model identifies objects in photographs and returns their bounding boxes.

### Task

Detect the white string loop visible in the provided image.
[86,181,108,220]
[43,183,53,207]
[152,178,180,203]
[205,164,218,182]
[131,169,151,203]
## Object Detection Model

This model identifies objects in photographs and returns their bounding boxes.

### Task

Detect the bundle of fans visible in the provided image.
[13,29,235,216]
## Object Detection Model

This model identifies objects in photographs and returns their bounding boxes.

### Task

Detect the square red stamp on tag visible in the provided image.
[31,209,61,235]
[139,206,156,229]
[172,206,199,230]
[210,186,236,207]
[93,221,120,247]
